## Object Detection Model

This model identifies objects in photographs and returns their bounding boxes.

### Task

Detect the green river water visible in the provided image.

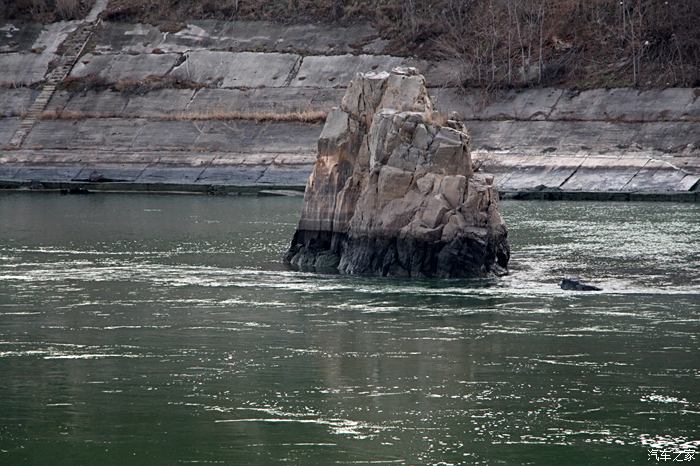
[0,193,698,465]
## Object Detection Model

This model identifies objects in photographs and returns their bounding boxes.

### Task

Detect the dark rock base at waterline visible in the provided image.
[285,230,510,278]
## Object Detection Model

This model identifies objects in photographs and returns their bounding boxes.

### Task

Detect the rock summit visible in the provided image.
[285,67,510,277]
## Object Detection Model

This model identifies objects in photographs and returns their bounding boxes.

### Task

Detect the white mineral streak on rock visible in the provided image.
[285,67,510,277]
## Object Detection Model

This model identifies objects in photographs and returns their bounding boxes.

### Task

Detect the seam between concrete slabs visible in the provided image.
[544,89,565,121]
[557,156,587,189]
[284,56,304,87]
[129,119,147,150]
[193,155,216,183]
[619,157,653,191]
[487,153,521,188]
[184,87,200,112]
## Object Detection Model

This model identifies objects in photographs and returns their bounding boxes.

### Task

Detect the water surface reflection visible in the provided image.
[0,194,698,464]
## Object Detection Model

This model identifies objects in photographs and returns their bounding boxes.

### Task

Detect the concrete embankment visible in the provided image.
[1,18,698,199]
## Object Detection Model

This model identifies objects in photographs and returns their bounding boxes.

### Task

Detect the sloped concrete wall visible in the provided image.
[0,19,698,197]
[434,88,700,122]
[0,21,79,86]
[92,20,389,55]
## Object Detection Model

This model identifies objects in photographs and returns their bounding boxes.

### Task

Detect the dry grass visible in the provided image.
[434,0,700,88]
[56,0,82,19]
[0,0,92,21]
[4,0,697,87]
[425,111,448,127]
[114,76,205,95]
[61,74,111,92]
[99,0,699,88]
[167,110,328,123]
[39,109,109,119]
[39,108,328,123]
[59,75,206,94]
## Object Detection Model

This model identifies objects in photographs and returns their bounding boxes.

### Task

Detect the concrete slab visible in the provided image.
[290,54,409,88]
[550,88,698,122]
[196,165,267,185]
[186,87,344,114]
[14,165,83,182]
[679,174,700,191]
[473,152,524,188]
[468,121,521,151]
[257,164,312,185]
[1,150,84,163]
[91,152,164,164]
[93,20,387,55]
[466,120,548,151]
[499,121,568,150]
[188,121,319,154]
[561,156,647,191]
[273,153,316,165]
[431,88,483,120]
[270,21,384,55]
[33,21,80,55]
[634,122,700,152]
[44,90,71,113]
[0,53,52,86]
[92,22,163,54]
[619,88,697,121]
[86,0,110,23]
[60,89,129,115]
[24,119,142,149]
[170,51,300,88]
[682,94,700,121]
[656,156,700,175]
[0,164,23,180]
[469,121,641,153]
[497,155,585,191]
[255,122,322,153]
[136,166,206,184]
[419,59,462,88]
[477,88,564,120]
[191,120,264,152]
[622,159,695,192]
[156,153,216,167]
[70,53,181,82]
[211,153,278,166]
[586,122,641,151]
[0,22,44,53]
[0,117,21,145]
[77,119,144,148]
[123,89,195,116]
[438,87,700,124]
[0,149,184,165]
[132,120,201,150]
[73,164,148,182]
[2,147,695,195]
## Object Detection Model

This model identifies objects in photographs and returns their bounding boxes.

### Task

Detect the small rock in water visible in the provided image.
[560,277,602,291]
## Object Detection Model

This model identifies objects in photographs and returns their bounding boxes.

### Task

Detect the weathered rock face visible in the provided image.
[285,67,510,278]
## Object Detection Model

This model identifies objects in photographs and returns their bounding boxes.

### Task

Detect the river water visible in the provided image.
[0,193,698,465]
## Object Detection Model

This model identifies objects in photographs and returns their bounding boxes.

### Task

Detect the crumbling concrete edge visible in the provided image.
[0,180,697,202]
[0,180,305,196]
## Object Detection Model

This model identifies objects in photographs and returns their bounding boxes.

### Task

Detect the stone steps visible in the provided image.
[5,22,100,149]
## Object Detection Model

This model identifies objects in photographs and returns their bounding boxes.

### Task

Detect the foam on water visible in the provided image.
[0,194,697,465]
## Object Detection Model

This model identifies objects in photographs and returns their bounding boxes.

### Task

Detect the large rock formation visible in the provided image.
[285,67,510,278]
